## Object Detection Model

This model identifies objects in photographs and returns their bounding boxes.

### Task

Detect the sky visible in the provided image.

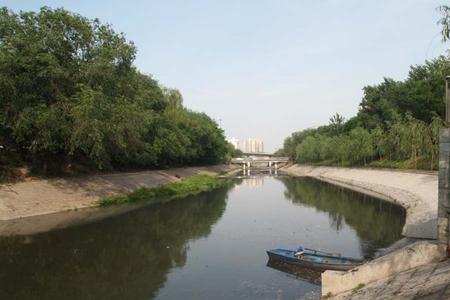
[2,0,449,152]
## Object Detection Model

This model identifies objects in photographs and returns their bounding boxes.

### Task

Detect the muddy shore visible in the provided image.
[0,165,238,235]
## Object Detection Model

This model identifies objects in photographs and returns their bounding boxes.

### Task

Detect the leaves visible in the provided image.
[0,7,229,174]
[281,55,448,170]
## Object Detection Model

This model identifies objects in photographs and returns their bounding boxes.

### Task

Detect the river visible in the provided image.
[0,175,405,300]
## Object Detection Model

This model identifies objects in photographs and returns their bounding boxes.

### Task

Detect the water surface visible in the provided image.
[0,175,405,300]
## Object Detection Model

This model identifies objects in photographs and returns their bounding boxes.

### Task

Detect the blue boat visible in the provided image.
[266,246,364,271]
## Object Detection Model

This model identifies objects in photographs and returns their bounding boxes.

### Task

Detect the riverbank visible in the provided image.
[98,175,227,206]
[330,258,450,299]
[281,164,445,299]
[0,165,238,235]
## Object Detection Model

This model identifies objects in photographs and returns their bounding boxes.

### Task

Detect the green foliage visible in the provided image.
[273,148,285,156]
[0,7,229,175]
[352,283,365,294]
[223,143,243,163]
[288,117,442,170]
[357,57,449,130]
[280,55,447,170]
[328,113,346,135]
[99,175,227,206]
[438,5,450,42]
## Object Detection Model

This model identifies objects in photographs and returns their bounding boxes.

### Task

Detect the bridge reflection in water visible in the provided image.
[243,176,265,188]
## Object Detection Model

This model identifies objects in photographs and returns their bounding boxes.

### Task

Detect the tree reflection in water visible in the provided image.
[0,180,240,300]
[276,176,406,258]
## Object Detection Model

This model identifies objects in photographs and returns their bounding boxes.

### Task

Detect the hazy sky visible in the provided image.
[3,1,449,151]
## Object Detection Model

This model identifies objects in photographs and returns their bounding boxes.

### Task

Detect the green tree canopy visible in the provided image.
[0,7,229,174]
[280,55,447,170]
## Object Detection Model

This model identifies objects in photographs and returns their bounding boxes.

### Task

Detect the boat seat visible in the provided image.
[294,250,305,258]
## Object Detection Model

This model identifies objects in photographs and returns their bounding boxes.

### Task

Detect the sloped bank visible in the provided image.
[281,164,443,298]
[0,165,239,236]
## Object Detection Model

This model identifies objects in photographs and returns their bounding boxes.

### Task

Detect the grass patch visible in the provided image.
[98,175,227,206]
[367,160,406,169]
[367,158,437,171]
[351,283,365,294]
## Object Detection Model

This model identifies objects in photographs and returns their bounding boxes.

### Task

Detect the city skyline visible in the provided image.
[227,137,265,153]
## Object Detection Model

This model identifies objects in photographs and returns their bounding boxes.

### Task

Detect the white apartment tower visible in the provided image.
[244,138,264,153]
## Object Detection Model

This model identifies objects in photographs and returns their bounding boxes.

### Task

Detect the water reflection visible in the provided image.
[0,182,238,300]
[277,177,406,257]
[0,176,405,300]
[266,260,321,285]
[243,176,265,188]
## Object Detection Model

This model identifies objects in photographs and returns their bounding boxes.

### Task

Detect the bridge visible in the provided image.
[240,152,275,158]
[230,155,290,175]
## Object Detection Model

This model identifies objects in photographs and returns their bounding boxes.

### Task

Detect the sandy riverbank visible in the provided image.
[0,165,238,235]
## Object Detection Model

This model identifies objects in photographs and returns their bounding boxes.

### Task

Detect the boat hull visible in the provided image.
[266,248,363,271]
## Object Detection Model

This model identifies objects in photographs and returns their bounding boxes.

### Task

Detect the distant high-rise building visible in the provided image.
[244,138,264,153]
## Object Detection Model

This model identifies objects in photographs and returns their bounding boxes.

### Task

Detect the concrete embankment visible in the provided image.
[281,164,443,298]
[0,165,238,235]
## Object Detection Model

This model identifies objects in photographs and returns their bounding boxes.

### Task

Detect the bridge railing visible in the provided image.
[230,157,289,163]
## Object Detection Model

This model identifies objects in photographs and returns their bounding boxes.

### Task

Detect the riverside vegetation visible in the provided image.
[98,175,227,206]
[278,57,448,170]
[0,7,240,181]
[277,6,450,170]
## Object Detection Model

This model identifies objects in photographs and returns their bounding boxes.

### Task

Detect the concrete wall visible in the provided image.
[321,241,442,296]
[438,128,450,253]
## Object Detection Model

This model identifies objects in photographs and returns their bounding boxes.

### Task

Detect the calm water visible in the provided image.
[0,175,405,300]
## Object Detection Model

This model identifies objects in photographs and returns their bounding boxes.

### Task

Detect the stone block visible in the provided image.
[440,128,450,143]
[438,194,450,217]
[437,217,449,247]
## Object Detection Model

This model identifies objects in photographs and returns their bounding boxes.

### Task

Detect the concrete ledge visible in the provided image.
[321,241,442,297]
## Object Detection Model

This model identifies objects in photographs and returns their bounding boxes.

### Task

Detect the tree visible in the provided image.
[0,7,229,174]
[296,135,320,163]
[329,113,345,135]
[278,53,447,170]
[162,88,184,110]
[347,128,374,165]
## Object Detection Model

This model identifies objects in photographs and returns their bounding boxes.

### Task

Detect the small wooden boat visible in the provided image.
[266,246,364,271]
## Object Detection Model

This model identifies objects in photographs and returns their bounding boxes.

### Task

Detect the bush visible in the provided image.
[98,175,226,206]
